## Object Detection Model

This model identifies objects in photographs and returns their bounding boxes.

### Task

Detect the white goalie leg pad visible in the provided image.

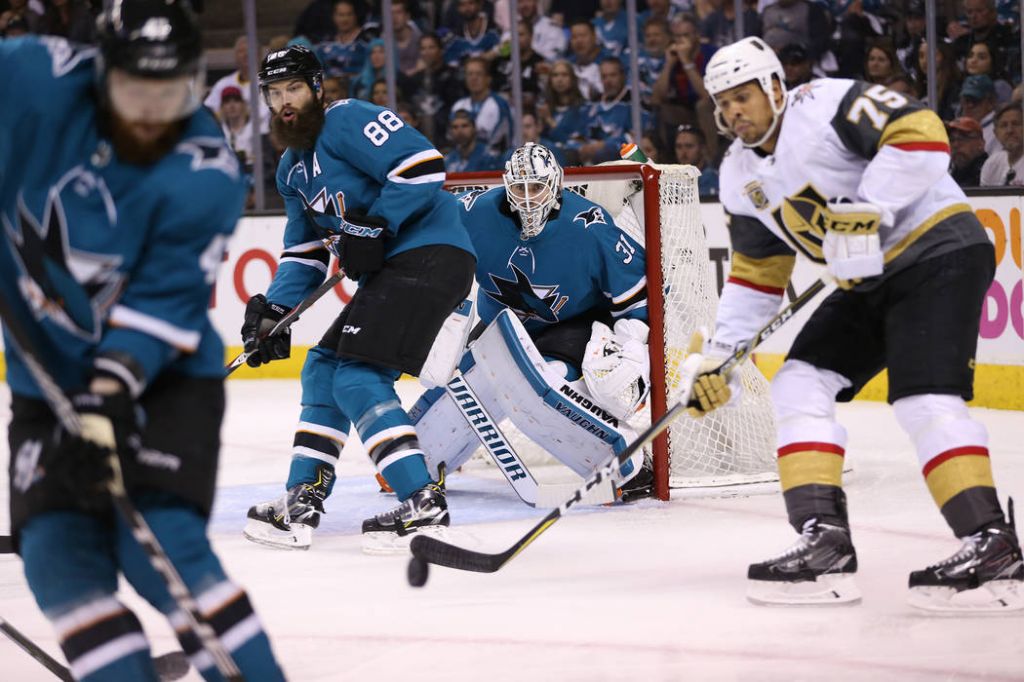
[582,319,651,421]
[410,365,508,479]
[771,360,851,449]
[419,298,475,389]
[471,310,643,481]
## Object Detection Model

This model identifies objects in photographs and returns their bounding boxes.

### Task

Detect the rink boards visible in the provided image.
[1,194,1021,408]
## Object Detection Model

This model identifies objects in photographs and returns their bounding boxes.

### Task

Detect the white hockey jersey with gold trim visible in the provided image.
[719,78,987,284]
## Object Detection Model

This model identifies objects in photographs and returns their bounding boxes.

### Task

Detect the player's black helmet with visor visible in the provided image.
[95,0,204,123]
[258,45,324,106]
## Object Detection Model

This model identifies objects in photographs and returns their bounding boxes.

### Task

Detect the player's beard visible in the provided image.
[107,112,185,166]
[271,99,325,151]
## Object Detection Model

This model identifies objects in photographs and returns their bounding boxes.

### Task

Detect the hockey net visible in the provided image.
[445,163,777,500]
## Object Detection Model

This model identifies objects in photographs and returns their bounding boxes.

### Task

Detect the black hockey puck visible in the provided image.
[407,556,429,588]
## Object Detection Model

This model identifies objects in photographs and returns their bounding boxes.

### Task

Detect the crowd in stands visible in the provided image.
[5,0,1024,201]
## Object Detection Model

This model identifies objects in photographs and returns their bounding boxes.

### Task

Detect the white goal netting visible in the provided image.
[445,163,777,497]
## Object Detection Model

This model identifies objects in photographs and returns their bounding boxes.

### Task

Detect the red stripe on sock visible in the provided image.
[777,441,846,457]
[922,445,990,477]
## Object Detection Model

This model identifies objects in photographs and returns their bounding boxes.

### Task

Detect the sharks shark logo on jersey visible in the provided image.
[485,263,569,324]
[457,189,487,212]
[2,168,125,341]
[176,137,242,180]
[573,206,607,228]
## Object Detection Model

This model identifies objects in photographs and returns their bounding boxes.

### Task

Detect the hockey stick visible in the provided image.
[409,279,830,574]
[225,268,346,376]
[0,616,190,681]
[0,292,244,680]
[0,616,72,681]
[445,371,540,506]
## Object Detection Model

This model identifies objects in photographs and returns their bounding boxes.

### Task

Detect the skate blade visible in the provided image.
[361,524,451,556]
[747,574,862,606]
[242,519,313,550]
[908,580,1024,614]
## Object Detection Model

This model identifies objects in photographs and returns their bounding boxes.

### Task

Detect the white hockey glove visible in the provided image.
[821,199,884,282]
[582,318,651,420]
[680,329,743,418]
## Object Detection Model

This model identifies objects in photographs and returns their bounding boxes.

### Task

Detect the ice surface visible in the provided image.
[1,380,1022,681]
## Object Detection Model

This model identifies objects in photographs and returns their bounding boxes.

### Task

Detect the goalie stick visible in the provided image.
[0,616,190,682]
[409,279,830,574]
[225,268,345,375]
[0,289,244,681]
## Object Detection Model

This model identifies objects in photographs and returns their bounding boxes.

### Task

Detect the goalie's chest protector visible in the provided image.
[719,79,872,264]
[461,188,619,331]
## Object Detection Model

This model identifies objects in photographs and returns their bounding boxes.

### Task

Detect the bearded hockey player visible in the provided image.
[0,1,285,679]
[240,46,476,550]
[686,36,1022,611]
[243,142,654,552]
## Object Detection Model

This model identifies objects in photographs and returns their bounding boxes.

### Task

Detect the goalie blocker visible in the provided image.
[410,309,647,489]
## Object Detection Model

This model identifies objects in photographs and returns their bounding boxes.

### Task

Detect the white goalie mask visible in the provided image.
[704,37,787,149]
[503,143,563,240]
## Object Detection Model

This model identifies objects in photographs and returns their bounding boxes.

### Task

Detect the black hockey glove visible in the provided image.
[52,387,142,511]
[241,294,292,367]
[337,211,388,281]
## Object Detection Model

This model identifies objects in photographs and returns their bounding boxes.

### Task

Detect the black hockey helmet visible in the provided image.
[258,44,323,104]
[96,0,202,79]
[95,0,204,123]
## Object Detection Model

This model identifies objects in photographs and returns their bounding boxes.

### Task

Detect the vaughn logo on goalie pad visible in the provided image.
[558,384,619,427]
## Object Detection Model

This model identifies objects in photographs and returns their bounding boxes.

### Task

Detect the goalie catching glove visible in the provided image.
[683,329,743,417]
[821,198,884,282]
[582,318,651,420]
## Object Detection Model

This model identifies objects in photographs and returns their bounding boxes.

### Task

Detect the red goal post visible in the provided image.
[445,163,777,500]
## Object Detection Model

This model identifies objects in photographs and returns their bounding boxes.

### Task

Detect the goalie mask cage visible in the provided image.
[445,163,777,500]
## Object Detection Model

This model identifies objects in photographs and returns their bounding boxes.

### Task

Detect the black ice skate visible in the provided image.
[908,499,1024,613]
[617,453,655,503]
[361,466,449,555]
[747,518,861,605]
[243,466,333,550]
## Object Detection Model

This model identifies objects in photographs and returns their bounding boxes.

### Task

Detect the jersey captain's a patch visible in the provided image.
[573,206,607,228]
[484,263,569,324]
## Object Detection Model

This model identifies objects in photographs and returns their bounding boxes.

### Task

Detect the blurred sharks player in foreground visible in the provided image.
[688,37,1021,611]
[408,143,655,508]
[0,1,285,680]
[241,46,476,550]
